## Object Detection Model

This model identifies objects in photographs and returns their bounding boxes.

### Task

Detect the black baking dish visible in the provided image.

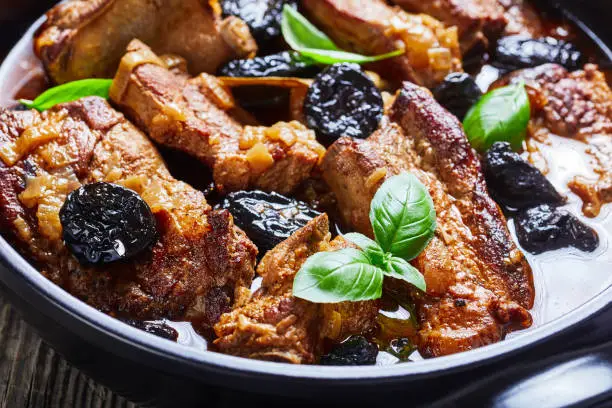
[0,1,611,406]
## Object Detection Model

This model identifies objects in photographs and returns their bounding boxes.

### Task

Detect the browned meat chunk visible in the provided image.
[499,0,544,37]
[321,82,533,357]
[495,64,612,217]
[110,41,325,194]
[301,0,462,88]
[214,214,379,363]
[0,97,257,332]
[389,0,507,53]
[34,0,257,84]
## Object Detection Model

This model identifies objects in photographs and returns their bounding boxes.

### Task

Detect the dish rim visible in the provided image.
[0,6,610,385]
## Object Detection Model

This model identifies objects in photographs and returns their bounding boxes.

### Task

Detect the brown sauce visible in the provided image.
[0,3,610,365]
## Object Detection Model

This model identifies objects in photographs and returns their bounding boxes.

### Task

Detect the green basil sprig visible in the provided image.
[20,79,113,112]
[463,82,531,152]
[281,5,403,65]
[293,173,435,303]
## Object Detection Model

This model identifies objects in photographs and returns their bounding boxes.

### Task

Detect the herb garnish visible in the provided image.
[20,79,113,112]
[462,82,531,152]
[293,173,435,303]
[281,6,403,66]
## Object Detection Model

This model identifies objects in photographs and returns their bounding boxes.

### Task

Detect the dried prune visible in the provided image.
[304,63,383,145]
[433,73,483,120]
[218,190,320,253]
[220,0,296,46]
[515,204,599,254]
[494,35,582,71]
[218,51,319,78]
[484,142,565,210]
[60,182,157,264]
[320,336,378,366]
[121,319,179,341]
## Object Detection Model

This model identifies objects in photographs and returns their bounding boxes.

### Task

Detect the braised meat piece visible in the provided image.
[499,0,544,37]
[110,40,324,194]
[322,83,534,357]
[495,64,612,217]
[301,0,462,88]
[34,0,257,84]
[214,214,379,364]
[389,0,507,53]
[0,97,257,332]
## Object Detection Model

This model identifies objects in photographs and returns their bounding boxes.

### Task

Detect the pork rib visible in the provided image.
[0,97,257,332]
[322,83,534,357]
[35,0,257,84]
[214,214,379,363]
[301,0,462,88]
[110,40,325,194]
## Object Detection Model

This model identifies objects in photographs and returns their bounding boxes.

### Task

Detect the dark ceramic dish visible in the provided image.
[0,1,611,407]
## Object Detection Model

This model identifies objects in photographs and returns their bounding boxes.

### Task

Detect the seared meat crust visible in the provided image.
[0,97,257,331]
[111,41,324,194]
[35,0,257,84]
[390,0,507,53]
[301,0,462,88]
[322,83,533,357]
[495,64,612,217]
[214,214,379,364]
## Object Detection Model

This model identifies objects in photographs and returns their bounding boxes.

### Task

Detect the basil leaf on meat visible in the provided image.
[281,6,403,65]
[20,79,113,112]
[383,256,426,292]
[369,173,436,261]
[463,82,531,152]
[293,248,384,303]
[343,232,385,266]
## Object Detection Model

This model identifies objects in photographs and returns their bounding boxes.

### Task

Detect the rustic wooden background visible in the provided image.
[0,296,135,408]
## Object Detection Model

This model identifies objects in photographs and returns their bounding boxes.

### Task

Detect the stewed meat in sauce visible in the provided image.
[0,0,609,365]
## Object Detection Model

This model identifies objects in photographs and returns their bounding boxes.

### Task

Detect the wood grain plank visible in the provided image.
[0,296,136,408]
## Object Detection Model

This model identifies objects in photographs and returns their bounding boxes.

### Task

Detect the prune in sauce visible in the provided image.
[433,73,483,120]
[218,51,319,78]
[494,35,583,71]
[515,204,599,254]
[304,63,383,145]
[484,142,565,210]
[121,319,179,341]
[220,0,296,46]
[218,190,321,253]
[59,182,158,264]
[320,335,378,366]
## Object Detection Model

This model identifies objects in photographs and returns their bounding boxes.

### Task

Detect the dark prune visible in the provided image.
[494,35,583,71]
[484,142,565,210]
[121,319,179,341]
[320,336,378,366]
[218,51,320,78]
[60,182,157,264]
[304,63,383,145]
[220,0,296,46]
[433,73,483,120]
[515,204,599,254]
[218,190,321,253]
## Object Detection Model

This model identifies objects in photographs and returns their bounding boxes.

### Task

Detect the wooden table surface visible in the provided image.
[0,296,135,408]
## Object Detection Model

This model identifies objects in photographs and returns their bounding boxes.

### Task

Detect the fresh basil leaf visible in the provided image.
[281,5,337,51]
[383,256,426,292]
[343,232,385,266]
[463,82,530,152]
[20,79,113,112]
[293,248,384,303]
[369,173,436,261]
[281,5,403,65]
[299,48,404,65]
